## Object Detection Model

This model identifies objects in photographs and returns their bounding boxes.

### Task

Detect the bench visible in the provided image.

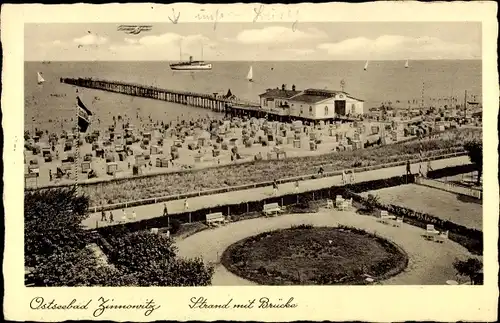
[379,210,396,224]
[263,203,283,216]
[206,212,226,227]
[424,224,440,240]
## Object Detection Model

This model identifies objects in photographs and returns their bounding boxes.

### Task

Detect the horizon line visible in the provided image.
[26,58,482,62]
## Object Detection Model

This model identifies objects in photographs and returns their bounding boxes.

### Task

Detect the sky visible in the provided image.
[24,22,482,61]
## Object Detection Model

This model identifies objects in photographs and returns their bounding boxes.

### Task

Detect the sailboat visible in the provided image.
[405,59,409,68]
[364,61,369,71]
[37,72,45,84]
[247,66,253,82]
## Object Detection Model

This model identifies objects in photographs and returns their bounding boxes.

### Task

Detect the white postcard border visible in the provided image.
[2,2,499,322]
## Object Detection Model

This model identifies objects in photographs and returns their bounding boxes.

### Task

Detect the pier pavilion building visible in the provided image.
[257,86,365,123]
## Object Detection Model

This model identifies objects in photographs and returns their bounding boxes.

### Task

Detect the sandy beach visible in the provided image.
[25,114,412,187]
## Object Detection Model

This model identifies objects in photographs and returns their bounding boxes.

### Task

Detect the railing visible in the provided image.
[95,174,417,233]
[26,145,466,191]
[415,176,482,199]
[88,151,467,213]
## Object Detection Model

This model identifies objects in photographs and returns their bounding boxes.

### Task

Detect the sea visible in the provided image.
[25,60,482,134]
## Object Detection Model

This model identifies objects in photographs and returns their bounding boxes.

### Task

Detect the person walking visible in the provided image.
[163,203,169,217]
[294,180,300,194]
[131,209,137,221]
[318,166,324,177]
[184,198,189,212]
[272,179,279,196]
[101,210,106,221]
[349,170,355,183]
[341,170,347,185]
[406,160,412,176]
[109,211,114,223]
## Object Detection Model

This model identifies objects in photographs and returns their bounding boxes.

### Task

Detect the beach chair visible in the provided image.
[394,217,404,227]
[326,199,334,209]
[339,200,349,211]
[335,195,344,208]
[435,230,449,243]
[379,210,393,224]
[424,224,440,240]
[346,198,353,209]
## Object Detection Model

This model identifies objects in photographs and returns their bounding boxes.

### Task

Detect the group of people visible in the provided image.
[100,208,137,223]
[406,159,433,177]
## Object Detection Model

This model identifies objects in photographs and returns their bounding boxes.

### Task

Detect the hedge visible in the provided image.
[96,175,415,236]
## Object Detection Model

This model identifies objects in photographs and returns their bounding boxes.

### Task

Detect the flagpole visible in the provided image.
[75,92,80,187]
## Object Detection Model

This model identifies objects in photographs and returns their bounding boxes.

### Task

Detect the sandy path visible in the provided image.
[361,184,482,230]
[83,156,469,229]
[175,209,476,285]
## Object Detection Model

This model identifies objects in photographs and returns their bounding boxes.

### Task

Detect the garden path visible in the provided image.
[176,210,475,285]
[83,156,469,229]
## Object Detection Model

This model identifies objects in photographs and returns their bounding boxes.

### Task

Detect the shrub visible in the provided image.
[25,189,214,287]
[453,257,483,285]
[290,224,314,230]
[364,194,380,213]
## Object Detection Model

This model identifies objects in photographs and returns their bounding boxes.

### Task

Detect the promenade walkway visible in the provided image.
[176,209,477,285]
[83,156,469,229]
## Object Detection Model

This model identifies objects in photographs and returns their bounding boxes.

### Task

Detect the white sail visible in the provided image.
[405,59,409,68]
[364,61,369,70]
[247,66,253,81]
[37,72,45,84]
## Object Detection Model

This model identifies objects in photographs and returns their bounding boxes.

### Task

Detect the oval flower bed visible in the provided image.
[221,225,408,285]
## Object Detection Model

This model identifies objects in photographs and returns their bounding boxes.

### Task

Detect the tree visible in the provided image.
[105,231,177,273]
[464,140,482,186]
[105,230,214,286]
[453,258,483,285]
[25,188,214,286]
[29,247,137,287]
[24,187,90,267]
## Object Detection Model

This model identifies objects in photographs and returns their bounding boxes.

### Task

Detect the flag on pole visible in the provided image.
[77,96,92,133]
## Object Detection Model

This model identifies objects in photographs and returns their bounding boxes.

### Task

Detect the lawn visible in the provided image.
[221,225,408,285]
[361,184,482,230]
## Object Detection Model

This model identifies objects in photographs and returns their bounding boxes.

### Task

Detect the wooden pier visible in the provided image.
[60,77,261,113]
